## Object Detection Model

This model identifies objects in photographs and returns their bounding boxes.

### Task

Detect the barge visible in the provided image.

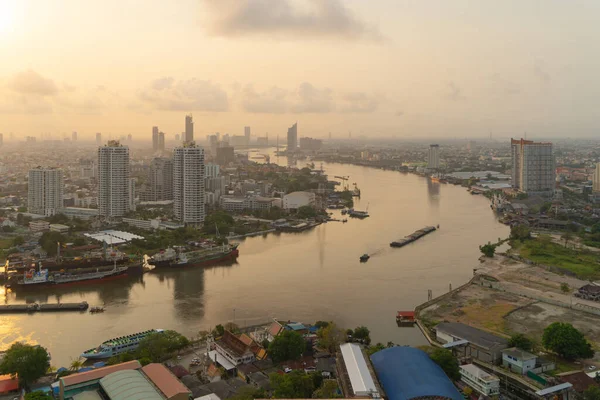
[390,226,437,248]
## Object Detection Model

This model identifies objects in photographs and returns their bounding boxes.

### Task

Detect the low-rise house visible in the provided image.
[459,363,500,397]
[575,284,600,301]
[213,331,255,367]
[50,223,70,233]
[502,348,537,375]
[560,371,598,395]
[435,322,508,364]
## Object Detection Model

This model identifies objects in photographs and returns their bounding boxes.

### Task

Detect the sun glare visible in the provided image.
[0,1,16,35]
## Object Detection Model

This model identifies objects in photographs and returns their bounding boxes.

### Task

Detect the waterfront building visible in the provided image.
[593,164,600,192]
[299,137,323,151]
[141,157,173,202]
[287,122,298,152]
[502,347,537,375]
[435,322,508,364]
[98,140,132,218]
[185,114,194,143]
[339,343,379,397]
[283,191,315,210]
[211,330,255,369]
[152,126,159,151]
[511,138,555,196]
[428,144,440,170]
[459,364,500,397]
[173,141,205,227]
[28,167,64,216]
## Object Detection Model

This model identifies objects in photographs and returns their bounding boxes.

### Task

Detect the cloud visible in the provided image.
[139,77,229,112]
[241,84,288,113]
[445,81,464,101]
[201,0,380,40]
[0,94,53,114]
[291,82,333,113]
[8,70,58,96]
[339,92,379,113]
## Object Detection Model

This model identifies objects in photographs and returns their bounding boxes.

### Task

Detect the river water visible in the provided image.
[0,158,508,367]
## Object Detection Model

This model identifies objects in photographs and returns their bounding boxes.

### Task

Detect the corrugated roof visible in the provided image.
[535,383,573,396]
[61,360,141,387]
[142,363,191,399]
[0,374,19,394]
[435,322,508,351]
[100,369,164,400]
[339,343,378,396]
[370,347,463,400]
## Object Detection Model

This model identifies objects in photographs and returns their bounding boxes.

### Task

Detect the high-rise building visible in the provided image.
[98,140,131,218]
[175,133,180,142]
[0,133,3,147]
[28,167,64,216]
[299,137,322,151]
[173,142,205,226]
[287,123,298,151]
[142,158,173,201]
[158,132,165,152]
[205,163,220,179]
[127,134,132,142]
[72,131,78,142]
[96,132,102,145]
[244,126,251,145]
[152,126,159,151]
[428,144,440,169]
[185,114,194,143]
[129,178,136,212]
[216,146,235,165]
[511,138,555,195]
[593,164,600,192]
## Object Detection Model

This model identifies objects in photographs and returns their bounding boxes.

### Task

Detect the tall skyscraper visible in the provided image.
[143,158,173,201]
[72,131,78,142]
[152,126,159,151]
[128,178,136,212]
[96,132,102,145]
[185,114,194,143]
[175,133,180,142]
[158,131,165,152]
[287,122,298,151]
[98,140,131,218]
[244,126,251,145]
[173,142,205,226]
[593,164,600,193]
[511,138,555,195]
[428,144,440,169]
[28,167,64,216]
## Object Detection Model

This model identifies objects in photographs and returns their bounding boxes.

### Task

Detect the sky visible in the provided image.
[0,0,599,140]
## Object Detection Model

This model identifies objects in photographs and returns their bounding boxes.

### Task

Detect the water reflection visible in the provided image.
[427,179,440,205]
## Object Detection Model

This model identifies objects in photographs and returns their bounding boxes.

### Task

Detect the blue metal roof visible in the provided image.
[286,322,306,331]
[370,347,463,400]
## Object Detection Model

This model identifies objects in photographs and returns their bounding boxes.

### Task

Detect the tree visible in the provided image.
[228,387,267,400]
[268,330,305,363]
[317,323,345,353]
[561,282,570,294]
[12,235,24,246]
[213,324,225,337]
[582,386,600,400]
[25,393,54,400]
[270,371,315,398]
[479,242,496,258]
[352,326,371,345]
[507,333,534,352]
[69,358,83,371]
[297,205,317,219]
[0,342,50,391]
[542,322,594,360]
[204,211,234,234]
[313,380,340,398]
[366,343,386,356]
[39,231,67,256]
[429,348,460,381]
[510,225,531,242]
[137,330,190,362]
[314,321,330,330]
[561,231,574,248]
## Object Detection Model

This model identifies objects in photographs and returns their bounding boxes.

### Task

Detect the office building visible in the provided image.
[459,364,500,397]
[216,146,235,165]
[593,164,600,192]
[98,140,132,218]
[28,167,64,216]
[152,126,159,151]
[299,137,322,151]
[96,132,102,145]
[142,158,173,202]
[244,126,251,145]
[511,138,555,195]
[158,131,165,152]
[287,122,298,151]
[185,114,194,143]
[428,144,440,170]
[72,131,77,142]
[173,142,205,226]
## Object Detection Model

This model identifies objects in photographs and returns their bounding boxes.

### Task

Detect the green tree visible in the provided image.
[510,225,531,242]
[204,211,234,234]
[582,385,600,400]
[507,333,534,352]
[213,324,225,337]
[69,358,83,371]
[228,387,267,400]
[542,322,594,360]
[366,342,386,356]
[429,347,461,380]
[317,322,345,353]
[137,330,190,362]
[561,231,574,248]
[12,235,24,246]
[352,326,371,344]
[39,231,67,256]
[314,321,330,329]
[560,282,570,294]
[24,393,54,400]
[270,370,315,398]
[268,330,305,363]
[296,205,317,219]
[0,342,51,391]
[313,380,340,398]
[479,242,496,257]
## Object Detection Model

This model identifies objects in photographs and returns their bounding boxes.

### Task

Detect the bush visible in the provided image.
[508,333,534,352]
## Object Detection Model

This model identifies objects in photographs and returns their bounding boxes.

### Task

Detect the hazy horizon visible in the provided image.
[1,0,599,140]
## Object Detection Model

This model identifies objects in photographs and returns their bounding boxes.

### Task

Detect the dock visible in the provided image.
[0,301,89,313]
[390,226,437,248]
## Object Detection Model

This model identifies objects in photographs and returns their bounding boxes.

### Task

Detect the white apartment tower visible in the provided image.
[511,138,555,196]
[593,164,600,192]
[28,167,64,216]
[428,144,440,169]
[173,142,205,227]
[98,140,132,218]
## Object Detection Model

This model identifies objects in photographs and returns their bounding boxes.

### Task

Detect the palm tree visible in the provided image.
[70,357,83,371]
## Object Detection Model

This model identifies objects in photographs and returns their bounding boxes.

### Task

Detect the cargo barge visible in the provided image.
[390,226,437,248]
[148,244,239,269]
[0,301,89,313]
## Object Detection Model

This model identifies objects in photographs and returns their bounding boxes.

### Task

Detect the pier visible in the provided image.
[0,301,89,313]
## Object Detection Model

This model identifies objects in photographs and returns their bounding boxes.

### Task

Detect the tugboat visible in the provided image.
[360,254,370,262]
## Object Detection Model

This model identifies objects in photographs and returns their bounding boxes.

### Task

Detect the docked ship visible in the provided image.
[390,226,437,248]
[7,246,131,272]
[490,193,508,213]
[148,244,239,269]
[348,209,369,219]
[16,262,129,288]
[81,329,164,359]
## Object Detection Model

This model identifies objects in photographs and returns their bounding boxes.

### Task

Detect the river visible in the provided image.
[0,157,508,367]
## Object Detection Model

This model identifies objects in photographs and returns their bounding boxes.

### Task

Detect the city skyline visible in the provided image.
[1,1,600,139]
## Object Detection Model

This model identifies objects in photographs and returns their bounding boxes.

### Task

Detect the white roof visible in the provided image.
[195,394,221,400]
[208,350,236,371]
[84,230,144,244]
[460,364,499,383]
[340,343,378,396]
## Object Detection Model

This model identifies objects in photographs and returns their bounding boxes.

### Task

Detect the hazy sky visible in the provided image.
[1,0,599,140]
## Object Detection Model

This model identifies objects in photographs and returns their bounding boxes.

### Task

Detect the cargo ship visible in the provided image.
[7,247,131,272]
[390,226,437,248]
[81,329,164,359]
[16,262,129,288]
[148,244,239,269]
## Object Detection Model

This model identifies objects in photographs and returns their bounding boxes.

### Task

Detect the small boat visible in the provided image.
[396,311,416,327]
[360,254,370,262]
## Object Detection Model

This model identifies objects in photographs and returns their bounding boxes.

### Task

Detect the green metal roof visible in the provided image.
[99,370,165,400]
